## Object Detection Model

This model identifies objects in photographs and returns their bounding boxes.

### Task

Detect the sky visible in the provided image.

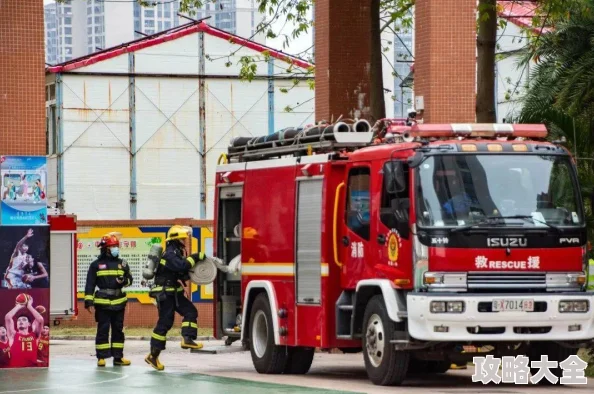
[42,0,313,59]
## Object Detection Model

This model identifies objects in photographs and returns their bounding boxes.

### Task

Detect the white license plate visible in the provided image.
[492,299,534,312]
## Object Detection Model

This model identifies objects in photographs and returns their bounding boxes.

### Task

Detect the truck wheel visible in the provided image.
[249,293,288,374]
[527,342,574,385]
[362,295,409,386]
[284,346,315,374]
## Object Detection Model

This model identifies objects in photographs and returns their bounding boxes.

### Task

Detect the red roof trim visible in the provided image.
[47,21,312,73]
[498,1,554,35]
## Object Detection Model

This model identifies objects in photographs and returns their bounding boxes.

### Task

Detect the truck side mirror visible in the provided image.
[383,161,406,194]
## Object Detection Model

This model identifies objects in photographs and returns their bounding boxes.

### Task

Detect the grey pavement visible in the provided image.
[42,339,594,394]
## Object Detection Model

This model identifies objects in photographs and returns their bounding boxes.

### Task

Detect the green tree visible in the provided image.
[513,0,594,238]
[174,0,581,119]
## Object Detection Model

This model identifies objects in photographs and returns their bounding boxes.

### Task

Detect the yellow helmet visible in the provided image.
[166,225,191,242]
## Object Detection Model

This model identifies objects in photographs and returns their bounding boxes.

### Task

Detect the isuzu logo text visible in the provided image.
[487,237,527,247]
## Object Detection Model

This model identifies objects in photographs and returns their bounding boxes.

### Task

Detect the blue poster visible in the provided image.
[0,156,48,225]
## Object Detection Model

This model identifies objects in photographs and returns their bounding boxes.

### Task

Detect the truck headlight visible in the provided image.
[430,301,465,313]
[559,300,589,313]
[546,272,586,290]
[424,272,443,285]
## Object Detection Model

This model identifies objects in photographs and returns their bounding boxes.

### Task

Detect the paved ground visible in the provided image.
[1,339,593,393]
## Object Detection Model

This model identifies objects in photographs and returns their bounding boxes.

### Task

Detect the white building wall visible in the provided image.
[104,1,135,49]
[51,29,314,220]
[495,21,533,123]
[134,76,202,220]
[60,74,131,219]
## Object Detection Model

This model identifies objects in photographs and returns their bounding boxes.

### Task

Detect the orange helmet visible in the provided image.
[98,233,120,248]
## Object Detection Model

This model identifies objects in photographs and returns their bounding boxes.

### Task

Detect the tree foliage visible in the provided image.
[177,0,588,117]
[513,0,594,239]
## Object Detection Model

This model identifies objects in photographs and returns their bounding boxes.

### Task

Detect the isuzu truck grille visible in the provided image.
[467,272,547,290]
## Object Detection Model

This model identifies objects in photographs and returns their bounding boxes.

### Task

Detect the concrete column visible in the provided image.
[414,0,477,123]
[314,0,372,122]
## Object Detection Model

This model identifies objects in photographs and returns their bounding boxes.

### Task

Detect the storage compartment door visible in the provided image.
[296,178,323,304]
[50,232,76,318]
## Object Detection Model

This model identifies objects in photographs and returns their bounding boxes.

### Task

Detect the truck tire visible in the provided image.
[527,342,574,385]
[249,293,288,374]
[284,346,315,374]
[362,295,409,386]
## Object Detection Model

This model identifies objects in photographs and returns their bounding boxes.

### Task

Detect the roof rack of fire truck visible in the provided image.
[226,119,378,162]
[224,121,549,163]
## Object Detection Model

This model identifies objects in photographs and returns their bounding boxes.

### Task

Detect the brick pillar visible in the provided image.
[315,0,372,122]
[414,0,476,123]
[0,0,46,155]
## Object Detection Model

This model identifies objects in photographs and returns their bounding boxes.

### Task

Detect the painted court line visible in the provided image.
[0,369,129,393]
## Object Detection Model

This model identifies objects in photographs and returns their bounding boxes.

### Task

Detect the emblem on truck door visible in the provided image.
[387,229,402,267]
[486,237,527,247]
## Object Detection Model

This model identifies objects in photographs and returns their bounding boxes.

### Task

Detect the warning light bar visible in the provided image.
[408,123,548,139]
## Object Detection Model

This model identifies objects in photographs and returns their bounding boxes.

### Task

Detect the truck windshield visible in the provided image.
[415,154,584,228]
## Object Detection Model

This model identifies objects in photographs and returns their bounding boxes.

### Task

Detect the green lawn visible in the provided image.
[50,325,213,338]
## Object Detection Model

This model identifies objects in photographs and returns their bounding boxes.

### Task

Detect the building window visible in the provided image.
[164,21,171,29]
[88,37,92,44]
[65,27,71,34]
[87,27,92,35]
[64,17,71,24]
[145,9,154,17]
[145,19,154,28]
[65,37,72,44]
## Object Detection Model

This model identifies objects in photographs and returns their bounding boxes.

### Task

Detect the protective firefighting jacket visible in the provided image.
[150,242,204,295]
[84,253,133,311]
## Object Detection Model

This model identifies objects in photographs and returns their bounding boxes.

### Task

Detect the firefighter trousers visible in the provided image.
[94,307,126,359]
[150,291,198,351]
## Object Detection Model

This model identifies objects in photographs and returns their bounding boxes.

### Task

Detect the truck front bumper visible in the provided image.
[407,292,594,342]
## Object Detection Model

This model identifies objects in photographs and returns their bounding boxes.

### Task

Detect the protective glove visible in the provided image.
[190,252,205,262]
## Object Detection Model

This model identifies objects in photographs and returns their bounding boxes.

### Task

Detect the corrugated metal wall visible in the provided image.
[49,29,314,220]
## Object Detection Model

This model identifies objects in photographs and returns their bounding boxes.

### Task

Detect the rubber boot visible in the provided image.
[114,357,131,366]
[145,348,164,371]
[181,336,203,350]
[97,358,106,367]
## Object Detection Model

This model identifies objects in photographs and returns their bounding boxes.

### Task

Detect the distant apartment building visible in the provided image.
[45,0,265,64]
[44,1,75,64]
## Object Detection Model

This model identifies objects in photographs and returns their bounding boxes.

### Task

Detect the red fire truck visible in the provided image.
[212,120,593,386]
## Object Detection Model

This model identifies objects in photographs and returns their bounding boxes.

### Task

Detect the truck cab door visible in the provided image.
[340,163,375,287]
[375,159,413,286]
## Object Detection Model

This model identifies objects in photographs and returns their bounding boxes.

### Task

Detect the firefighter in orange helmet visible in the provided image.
[84,232,133,367]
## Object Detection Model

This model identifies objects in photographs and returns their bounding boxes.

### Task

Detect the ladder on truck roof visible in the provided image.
[225,119,377,162]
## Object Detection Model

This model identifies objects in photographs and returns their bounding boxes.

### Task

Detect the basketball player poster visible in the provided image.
[0,226,50,290]
[0,289,50,368]
[0,225,50,368]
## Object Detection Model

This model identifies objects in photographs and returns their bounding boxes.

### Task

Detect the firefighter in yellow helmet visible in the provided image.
[145,225,205,371]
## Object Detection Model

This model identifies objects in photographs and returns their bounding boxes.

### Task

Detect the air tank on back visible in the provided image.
[142,244,164,280]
